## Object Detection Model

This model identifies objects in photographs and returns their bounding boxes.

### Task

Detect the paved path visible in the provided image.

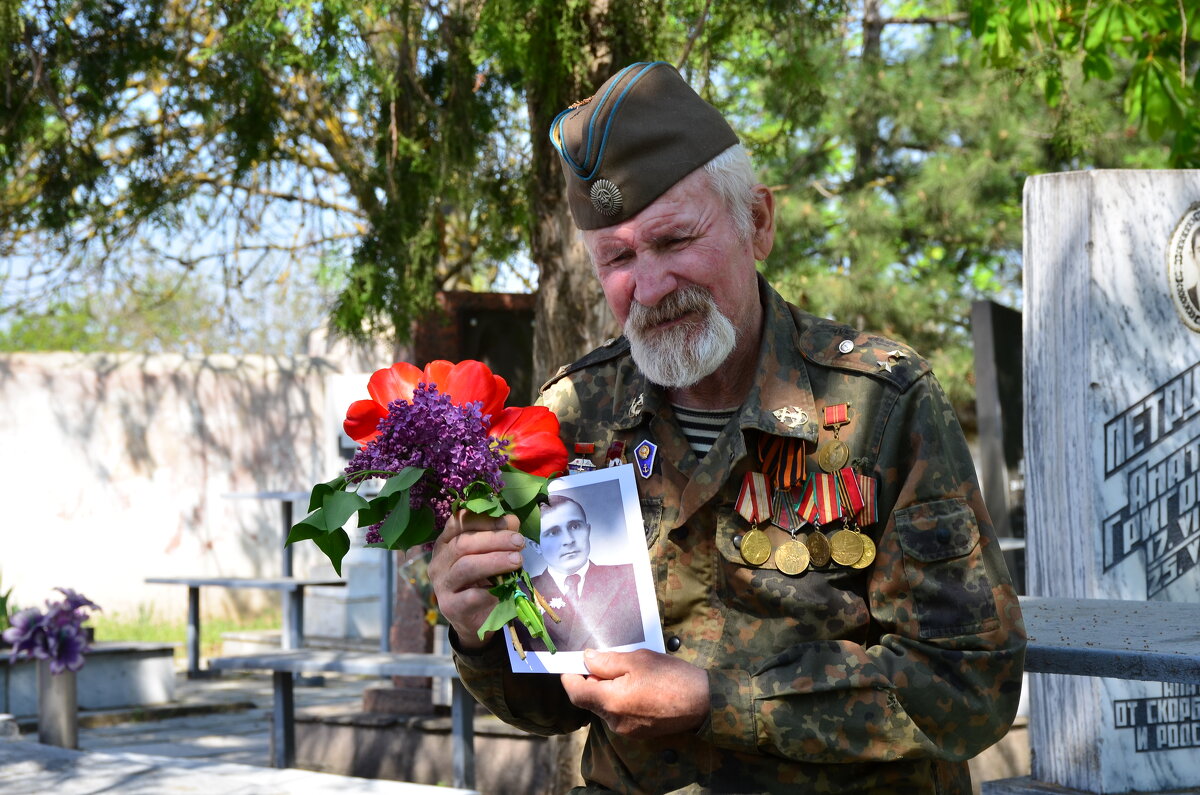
[0,671,479,793]
[74,671,364,765]
[0,741,472,794]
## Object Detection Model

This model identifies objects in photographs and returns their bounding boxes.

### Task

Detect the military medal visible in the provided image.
[775,535,810,576]
[735,472,772,566]
[634,439,657,478]
[851,534,877,569]
[817,403,852,473]
[817,439,849,473]
[569,442,599,473]
[606,440,626,467]
[829,528,865,566]
[806,528,832,567]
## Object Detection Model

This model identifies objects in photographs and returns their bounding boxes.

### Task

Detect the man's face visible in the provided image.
[583,169,773,387]
[537,500,591,575]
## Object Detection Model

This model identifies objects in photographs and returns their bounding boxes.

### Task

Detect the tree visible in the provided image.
[968,0,1200,165]
[0,0,1174,414]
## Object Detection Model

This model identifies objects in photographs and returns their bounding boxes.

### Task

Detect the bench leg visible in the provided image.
[269,670,296,768]
[186,586,202,678]
[451,678,475,790]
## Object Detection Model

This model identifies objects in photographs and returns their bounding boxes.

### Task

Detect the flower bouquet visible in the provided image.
[3,589,101,674]
[287,360,569,655]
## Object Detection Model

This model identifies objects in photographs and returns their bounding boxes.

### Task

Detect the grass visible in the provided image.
[89,602,282,661]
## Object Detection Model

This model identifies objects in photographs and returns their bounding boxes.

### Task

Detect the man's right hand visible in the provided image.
[428,509,526,651]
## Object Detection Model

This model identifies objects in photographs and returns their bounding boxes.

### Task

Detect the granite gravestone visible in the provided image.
[1022,171,1200,793]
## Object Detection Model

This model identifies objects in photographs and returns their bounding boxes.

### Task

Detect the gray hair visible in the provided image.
[702,144,759,242]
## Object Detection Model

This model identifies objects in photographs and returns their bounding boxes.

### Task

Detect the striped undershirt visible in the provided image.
[672,404,738,459]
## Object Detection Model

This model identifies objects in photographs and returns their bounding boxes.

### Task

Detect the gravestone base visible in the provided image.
[361,685,434,716]
[983,777,1200,795]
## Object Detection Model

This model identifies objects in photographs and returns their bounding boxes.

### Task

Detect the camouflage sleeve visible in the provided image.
[705,373,1026,763]
[451,630,591,737]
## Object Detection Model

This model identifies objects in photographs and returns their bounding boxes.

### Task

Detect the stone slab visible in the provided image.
[1024,170,1200,792]
[1021,597,1200,683]
[0,642,176,717]
[0,738,477,794]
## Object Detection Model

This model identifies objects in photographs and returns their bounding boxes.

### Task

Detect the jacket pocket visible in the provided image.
[895,497,997,639]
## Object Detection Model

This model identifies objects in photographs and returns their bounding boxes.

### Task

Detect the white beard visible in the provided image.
[625,286,737,388]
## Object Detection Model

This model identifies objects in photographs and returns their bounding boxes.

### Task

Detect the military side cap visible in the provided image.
[550,61,739,230]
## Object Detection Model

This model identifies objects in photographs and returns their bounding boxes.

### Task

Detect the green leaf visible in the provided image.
[306,475,344,513]
[463,493,503,515]
[321,490,370,531]
[314,528,352,576]
[477,598,519,637]
[512,500,542,542]
[394,506,438,550]
[286,515,326,545]
[499,467,549,511]
[377,497,412,548]
[1082,51,1114,81]
[378,468,425,499]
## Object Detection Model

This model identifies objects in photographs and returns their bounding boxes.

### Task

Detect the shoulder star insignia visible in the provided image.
[886,350,908,360]
[772,406,809,429]
[877,359,894,373]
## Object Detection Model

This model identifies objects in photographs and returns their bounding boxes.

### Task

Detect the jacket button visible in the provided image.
[936,526,951,544]
[838,339,855,354]
[662,749,679,764]
[666,635,682,652]
[732,533,744,549]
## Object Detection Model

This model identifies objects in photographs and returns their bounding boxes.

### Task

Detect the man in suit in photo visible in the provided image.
[528,494,645,652]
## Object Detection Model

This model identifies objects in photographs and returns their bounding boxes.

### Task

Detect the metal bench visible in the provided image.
[145,576,345,677]
[208,650,476,790]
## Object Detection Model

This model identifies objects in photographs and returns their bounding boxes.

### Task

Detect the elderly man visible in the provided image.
[430,61,1025,794]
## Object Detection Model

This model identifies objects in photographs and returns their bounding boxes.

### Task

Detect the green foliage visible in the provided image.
[969,0,1200,165]
[0,0,1180,419]
[0,570,14,633]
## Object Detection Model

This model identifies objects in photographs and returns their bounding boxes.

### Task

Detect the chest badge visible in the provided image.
[634,439,657,478]
[772,406,809,429]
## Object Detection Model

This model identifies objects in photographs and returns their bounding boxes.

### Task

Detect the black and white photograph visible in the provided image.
[506,464,663,674]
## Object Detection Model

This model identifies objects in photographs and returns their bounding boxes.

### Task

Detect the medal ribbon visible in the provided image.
[823,403,849,428]
[857,474,878,524]
[771,488,800,531]
[834,466,865,515]
[794,475,820,525]
[757,435,806,490]
[813,473,844,524]
[736,472,772,525]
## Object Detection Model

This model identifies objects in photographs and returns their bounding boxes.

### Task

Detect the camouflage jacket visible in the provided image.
[454,280,1026,794]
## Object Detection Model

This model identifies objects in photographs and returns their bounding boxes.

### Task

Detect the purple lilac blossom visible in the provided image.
[346,383,508,534]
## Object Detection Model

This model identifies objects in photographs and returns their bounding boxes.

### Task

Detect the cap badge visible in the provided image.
[589,179,624,217]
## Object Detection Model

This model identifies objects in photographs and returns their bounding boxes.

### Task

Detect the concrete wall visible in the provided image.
[0,350,372,620]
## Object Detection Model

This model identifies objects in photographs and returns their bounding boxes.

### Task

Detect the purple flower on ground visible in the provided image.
[346,383,508,535]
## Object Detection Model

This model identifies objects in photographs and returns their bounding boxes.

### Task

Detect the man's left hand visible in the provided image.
[560,649,709,738]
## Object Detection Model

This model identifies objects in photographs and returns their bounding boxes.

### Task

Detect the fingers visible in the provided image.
[428,510,526,649]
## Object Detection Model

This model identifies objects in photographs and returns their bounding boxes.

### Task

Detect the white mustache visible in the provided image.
[628,286,713,333]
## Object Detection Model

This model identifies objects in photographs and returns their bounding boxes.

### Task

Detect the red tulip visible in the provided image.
[343,360,511,445]
[488,406,568,478]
